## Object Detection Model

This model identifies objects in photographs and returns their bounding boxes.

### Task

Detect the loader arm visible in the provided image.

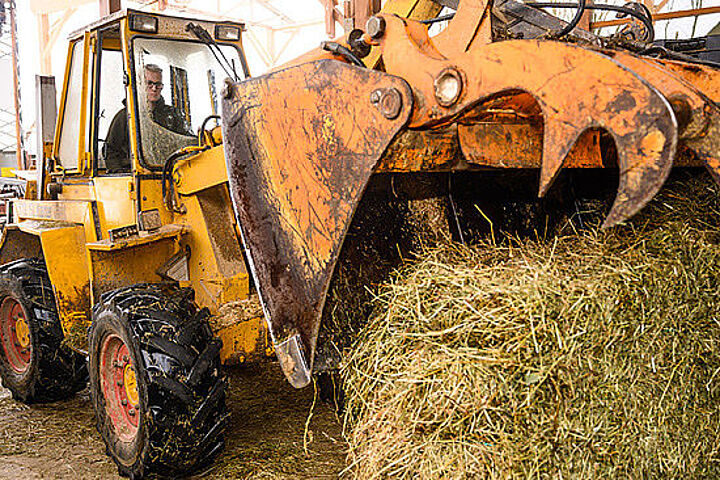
[222,0,720,387]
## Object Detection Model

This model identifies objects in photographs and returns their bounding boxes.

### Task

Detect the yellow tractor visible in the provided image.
[0,9,262,478]
[0,0,718,478]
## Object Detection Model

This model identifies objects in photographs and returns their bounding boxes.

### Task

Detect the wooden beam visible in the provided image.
[245,29,274,67]
[9,3,23,168]
[272,20,325,31]
[352,0,382,31]
[29,0,93,14]
[323,0,337,37]
[591,6,720,29]
[37,14,51,75]
[254,0,295,24]
[38,8,76,75]
[272,29,299,63]
[98,0,121,17]
[577,0,593,31]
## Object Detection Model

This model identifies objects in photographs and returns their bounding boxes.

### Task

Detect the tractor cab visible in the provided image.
[45,10,248,237]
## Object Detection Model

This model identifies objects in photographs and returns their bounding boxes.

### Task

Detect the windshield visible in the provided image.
[133,37,242,167]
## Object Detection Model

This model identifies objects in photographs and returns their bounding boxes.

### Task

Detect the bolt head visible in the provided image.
[434,67,464,107]
[366,16,386,39]
[371,87,402,120]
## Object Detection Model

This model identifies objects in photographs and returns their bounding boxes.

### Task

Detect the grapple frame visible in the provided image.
[221,0,720,387]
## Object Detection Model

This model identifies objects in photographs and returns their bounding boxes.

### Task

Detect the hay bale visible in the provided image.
[342,173,720,478]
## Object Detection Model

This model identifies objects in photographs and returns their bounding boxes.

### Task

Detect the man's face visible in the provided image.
[145,69,163,103]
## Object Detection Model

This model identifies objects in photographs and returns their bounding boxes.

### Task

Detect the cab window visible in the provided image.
[57,40,85,170]
[96,30,129,175]
[133,37,242,168]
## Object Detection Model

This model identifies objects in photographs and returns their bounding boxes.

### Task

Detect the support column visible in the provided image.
[99,0,121,17]
[37,14,51,74]
[579,0,594,31]
[9,0,24,169]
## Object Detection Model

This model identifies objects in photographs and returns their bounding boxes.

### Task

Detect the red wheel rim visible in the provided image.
[100,333,140,442]
[0,297,32,373]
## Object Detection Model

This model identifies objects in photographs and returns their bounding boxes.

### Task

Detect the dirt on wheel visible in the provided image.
[0,361,347,479]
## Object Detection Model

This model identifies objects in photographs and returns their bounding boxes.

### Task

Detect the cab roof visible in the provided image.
[68,8,245,41]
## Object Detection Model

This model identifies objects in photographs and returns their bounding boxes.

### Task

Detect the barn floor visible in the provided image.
[0,362,347,479]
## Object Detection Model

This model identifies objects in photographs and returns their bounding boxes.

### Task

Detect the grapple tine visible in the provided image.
[221,61,412,388]
[539,92,677,229]
[601,125,676,228]
[530,55,678,228]
[606,53,720,189]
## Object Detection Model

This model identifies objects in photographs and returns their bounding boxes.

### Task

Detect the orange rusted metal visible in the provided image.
[222,60,413,387]
[602,51,720,183]
[459,125,604,169]
[651,59,720,105]
[375,12,677,227]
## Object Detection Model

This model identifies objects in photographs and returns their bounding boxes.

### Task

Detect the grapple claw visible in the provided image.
[221,2,718,388]
[376,15,679,226]
[605,53,720,193]
[602,123,676,228]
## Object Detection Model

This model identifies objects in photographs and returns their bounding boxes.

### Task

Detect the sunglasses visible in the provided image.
[146,80,163,89]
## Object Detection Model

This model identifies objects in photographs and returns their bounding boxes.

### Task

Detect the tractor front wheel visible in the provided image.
[88,284,228,479]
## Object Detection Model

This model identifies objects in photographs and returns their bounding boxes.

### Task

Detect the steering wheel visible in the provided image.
[199,115,222,147]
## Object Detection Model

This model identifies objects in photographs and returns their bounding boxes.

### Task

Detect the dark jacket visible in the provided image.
[104,97,192,173]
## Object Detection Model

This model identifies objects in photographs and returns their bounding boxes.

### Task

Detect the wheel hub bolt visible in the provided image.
[121,399,127,406]
[128,409,136,416]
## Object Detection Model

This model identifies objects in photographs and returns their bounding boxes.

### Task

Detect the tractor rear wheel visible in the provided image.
[88,283,228,479]
[0,258,87,402]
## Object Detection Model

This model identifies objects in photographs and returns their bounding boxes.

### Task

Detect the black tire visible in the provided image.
[88,283,228,479]
[0,258,87,402]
